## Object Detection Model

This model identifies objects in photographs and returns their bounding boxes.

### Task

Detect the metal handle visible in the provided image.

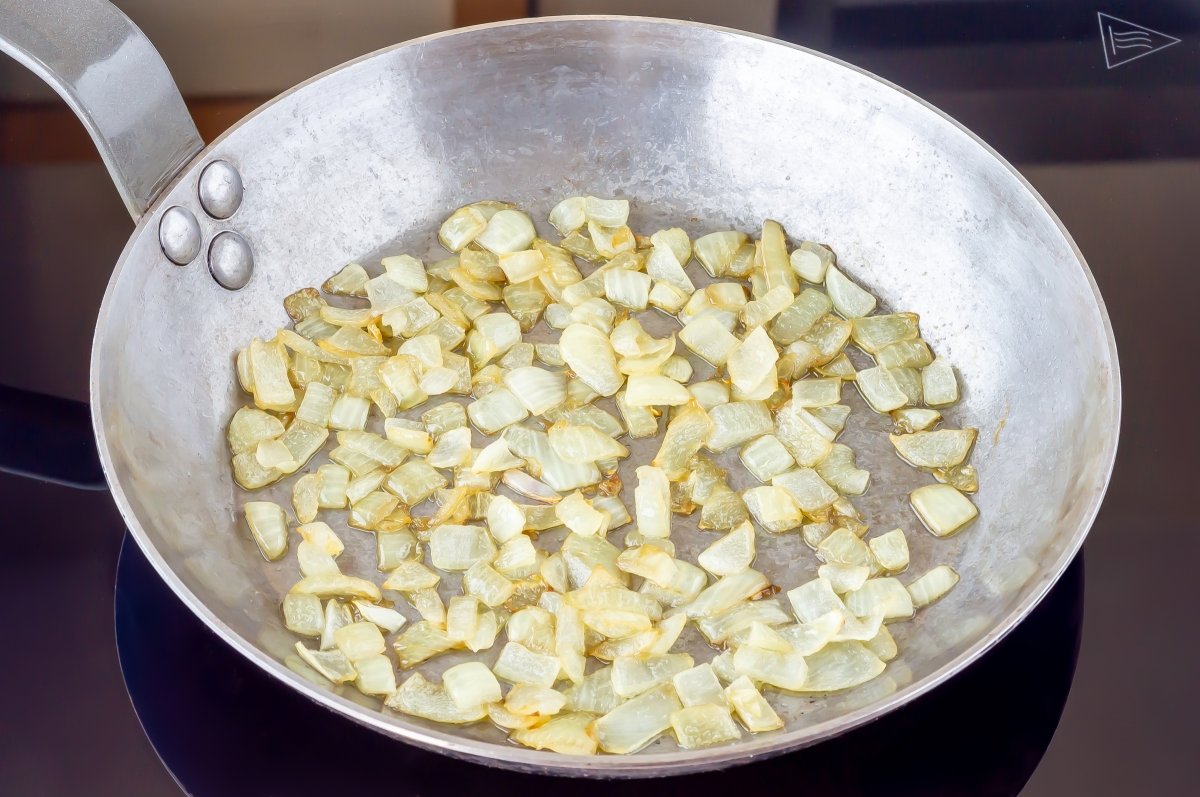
[0,0,203,220]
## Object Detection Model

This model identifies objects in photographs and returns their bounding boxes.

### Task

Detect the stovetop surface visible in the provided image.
[2,3,1199,795]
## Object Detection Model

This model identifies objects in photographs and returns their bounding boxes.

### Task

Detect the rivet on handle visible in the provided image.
[198,160,244,219]
[208,231,254,290]
[158,206,201,265]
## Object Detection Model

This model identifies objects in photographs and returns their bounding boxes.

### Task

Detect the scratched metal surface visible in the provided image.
[88,18,1118,776]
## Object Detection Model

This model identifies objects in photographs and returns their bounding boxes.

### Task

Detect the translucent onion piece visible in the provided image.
[670,704,742,749]
[612,653,693,699]
[779,611,844,656]
[697,521,756,577]
[511,712,598,756]
[672,663,727,708]
[502,366,566,416]
[818,563,870,594]
[548,422,629,464]
[877,339,934,369]
[387,672,486,723]
[295,643,356,684]
[322,262,369,296]
[591,684,682,754]
[907,564,960,608]
[439,206,488,252]
[770,289,832,345]
[790,378,843,408]
[353,654,397,696]
[856,366,910,414]
[588,222,636,259]
[333,621,386,661]
[486,494,527,543]
[694,231,747,277]
[787,577,846,624]
[788,241,832,284]
[686,570,770,619]
[623,374,690,407]
[555,491,607,537]
[472,438,523,473]
[292,573,381,601]
[800,642,885,692]
[727,327,779,392]
[850,313,920,353]
[493,642,561,688]
[634,465,672,539]
[890,428,977,469]
[868,529,910,572]
[654,403,713,480]
[679,314,740,367]
[774,401,835,467]
[648,280,689,313]
[742,486,804,533]
[429,525,497,571]
[353,600,407,634]
[248,338,296,411]
[739,435,796,483]
[600,265,651,312]
[548,196,587,235]
[817,528,872,568]
[386,460,447,504]
[228,406,285,454]
[616,545,678,586]
[815,444,871,496]
[706,401,773,453]
[475,209,536,254]
[909,483,978,537]
[921,358,960,407]
[732,645,807,691]
[283,593,323,637]
[443,661,503,710]
[462,561,516,607]
[467,387,529,435]
[560,323,623,397]
[825,265,877,319]
[845,578,915,621]
[892,407,942,434]
[725,676,784,732]
[382,560,440,591]
[244,501,288,560]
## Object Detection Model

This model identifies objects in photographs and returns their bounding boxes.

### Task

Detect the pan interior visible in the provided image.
[92,18,1117,773]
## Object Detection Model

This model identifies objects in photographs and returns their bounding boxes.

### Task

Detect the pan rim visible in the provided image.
[90,14,1121,777]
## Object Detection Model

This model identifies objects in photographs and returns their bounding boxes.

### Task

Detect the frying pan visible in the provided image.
[0,0,1120,777]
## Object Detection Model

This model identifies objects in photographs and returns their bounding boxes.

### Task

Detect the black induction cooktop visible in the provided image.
[115,536,1082,795]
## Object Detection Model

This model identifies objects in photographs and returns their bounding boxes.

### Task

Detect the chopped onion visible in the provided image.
[244,501,288,560]
[742,486,803,533]
[907,564,960,608]
[921,358,960,407]
[228,195,986,751]
[868,529,910,572]
[845,577,914,622]
[725,676,784,731]
[856,366,910,413]
[890,428,976,468]
[825,266,877,319]
[800,642,885,692]
[697,521,756,577]
[591,684,681,754]
[910,483,978,537]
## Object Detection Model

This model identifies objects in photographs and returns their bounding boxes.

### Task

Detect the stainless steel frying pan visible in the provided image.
[0,0,1119,777]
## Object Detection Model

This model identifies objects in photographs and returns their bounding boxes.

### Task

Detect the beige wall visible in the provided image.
[0,0,454,100]
[540,0,778,35]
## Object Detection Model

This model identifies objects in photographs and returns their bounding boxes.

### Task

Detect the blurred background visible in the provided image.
[1,1,1197,795]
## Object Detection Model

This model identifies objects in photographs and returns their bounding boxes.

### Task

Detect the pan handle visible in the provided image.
[0,0,203,221]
